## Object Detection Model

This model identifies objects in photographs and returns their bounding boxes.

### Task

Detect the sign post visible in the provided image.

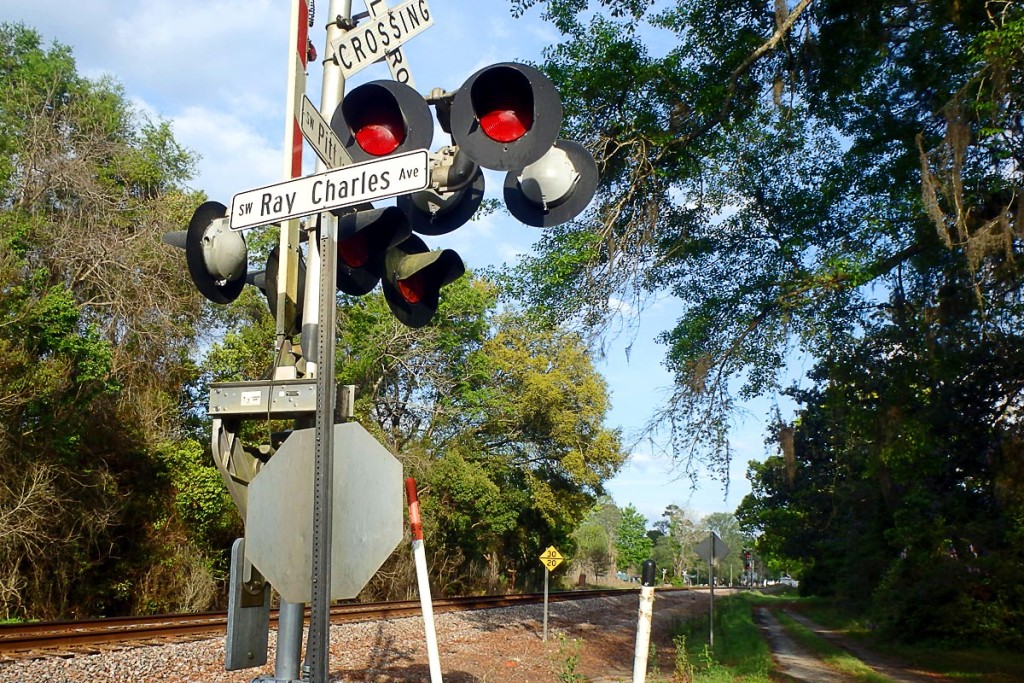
[305,4,349,681]
[539,546,563,642]
[694,532,730,650]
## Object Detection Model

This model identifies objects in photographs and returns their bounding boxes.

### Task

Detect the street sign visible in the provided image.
[229,148,429,231]
[365,0,417,87]
[300,95,352,169]
[539,546,564,571]
[331,0,433,79]
[694,532,730,565]
[245,423,403,603]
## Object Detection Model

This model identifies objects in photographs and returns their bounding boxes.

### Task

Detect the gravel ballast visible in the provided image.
[0,591,712,682]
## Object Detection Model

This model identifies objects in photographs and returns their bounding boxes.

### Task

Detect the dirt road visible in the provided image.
[756,607,954,683]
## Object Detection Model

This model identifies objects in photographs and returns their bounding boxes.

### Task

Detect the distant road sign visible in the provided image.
[300,95,352,169]
[539,546,564,571]
[331,0,433,79]
[695,532,730,565]
[229,148,429,230]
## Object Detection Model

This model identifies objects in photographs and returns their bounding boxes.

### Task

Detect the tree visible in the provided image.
[0,22,213,618]
[649,503,702,582]
[572,496,620,579]
[737,318,1024,643]
[574,520,614,579]
[509,4,1023,638]
[615,504,653,573]
[506,0,1024,486]
[204,274,627,597]
[346,285,625,594]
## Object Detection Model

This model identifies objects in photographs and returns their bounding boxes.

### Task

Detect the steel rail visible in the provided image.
[0,588,656,660]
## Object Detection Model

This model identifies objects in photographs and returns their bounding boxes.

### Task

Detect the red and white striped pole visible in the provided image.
[406,478,443,682]
[274,0,309,349]
[272,4,311,680]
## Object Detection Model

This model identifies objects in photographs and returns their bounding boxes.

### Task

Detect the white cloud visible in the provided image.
[172,106,282,201]
[608,296,639,318]
[434,206,538,271]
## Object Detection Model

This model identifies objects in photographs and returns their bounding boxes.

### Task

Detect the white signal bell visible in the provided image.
[201,218,247,283]
[502,139,599,228]
[162,201,248,304]
[518,146,581,210]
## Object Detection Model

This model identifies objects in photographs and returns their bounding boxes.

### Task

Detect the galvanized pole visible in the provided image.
[273,2,311,680]
[542,567,550,642]
[306,2,352,681]
[709,534,716,650]
[273,601,304,680]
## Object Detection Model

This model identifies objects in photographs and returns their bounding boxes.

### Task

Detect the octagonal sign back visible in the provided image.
[245,422,403,603]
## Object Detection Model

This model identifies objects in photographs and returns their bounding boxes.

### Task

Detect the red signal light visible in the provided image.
[397,273,424,304]
[354,108,405,156]
[338,232,370,268]
[470,67,534,143]
[480,103,531,143]
[451,62,561,171]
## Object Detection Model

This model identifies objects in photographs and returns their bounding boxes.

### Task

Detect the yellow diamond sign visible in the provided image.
[539,546,564,571]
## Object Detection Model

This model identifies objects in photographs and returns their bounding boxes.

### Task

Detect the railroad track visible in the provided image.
[0,588,637,661]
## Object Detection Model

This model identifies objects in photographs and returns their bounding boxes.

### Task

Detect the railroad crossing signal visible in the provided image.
[328,78,468,327]
[332,80,433,162]
[540,546,564,571]
[160,3,605,682]
[449,62,562,171]
[166,58,598,329]
[445,62,599,224]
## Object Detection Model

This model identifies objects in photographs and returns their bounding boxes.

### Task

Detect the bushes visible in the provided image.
[871,551,1024,647]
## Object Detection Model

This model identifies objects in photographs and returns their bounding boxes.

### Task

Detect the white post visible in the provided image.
[632,559,656,683]
[406,478,443,683]
[543,567,550,642]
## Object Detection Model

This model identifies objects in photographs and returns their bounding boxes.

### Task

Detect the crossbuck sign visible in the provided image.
[229,149,429,231]
[331,0,433,80]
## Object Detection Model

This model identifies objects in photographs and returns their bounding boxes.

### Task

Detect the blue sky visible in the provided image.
[8,0,791,524]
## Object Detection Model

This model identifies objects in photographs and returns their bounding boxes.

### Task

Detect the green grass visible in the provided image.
[668,592,782,682]
[662,590,1024,683]
[794,599,1024,683]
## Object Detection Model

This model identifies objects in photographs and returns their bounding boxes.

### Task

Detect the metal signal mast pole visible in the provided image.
[273,2,313,680]
[305,2,351,681]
